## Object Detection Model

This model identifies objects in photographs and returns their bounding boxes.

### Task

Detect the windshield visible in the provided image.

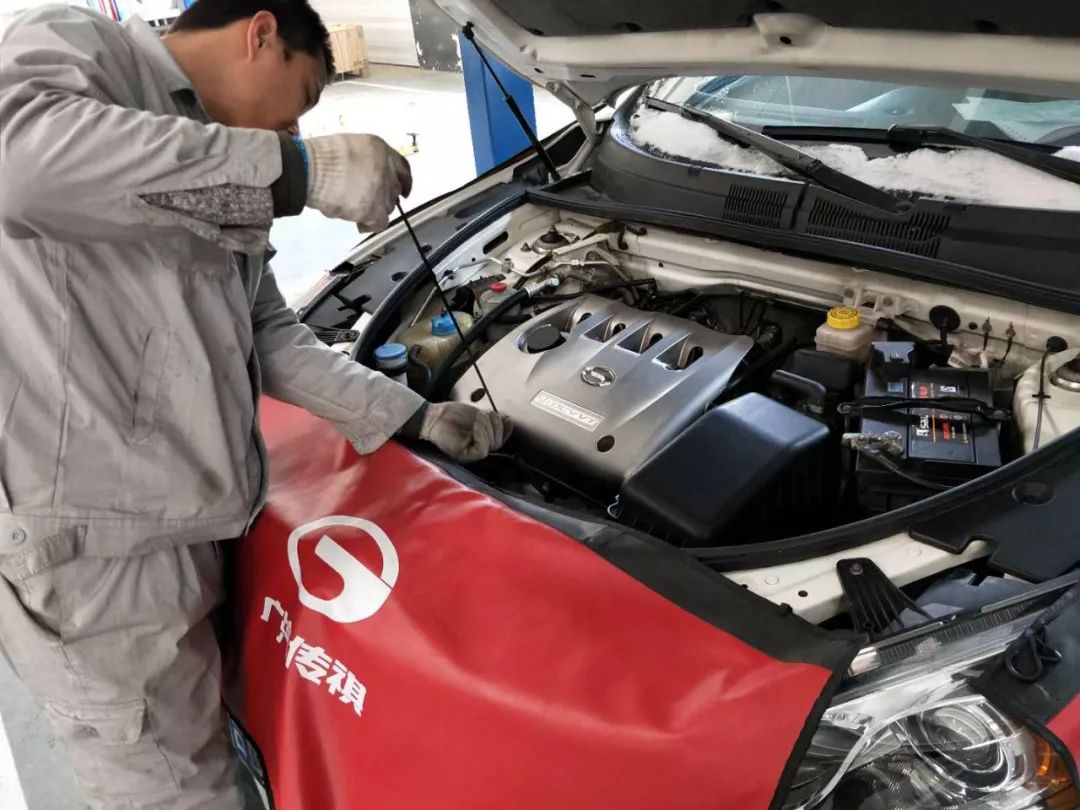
[646,76,1080,147]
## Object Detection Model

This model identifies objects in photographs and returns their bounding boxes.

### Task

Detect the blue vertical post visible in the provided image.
[458,34,537,175]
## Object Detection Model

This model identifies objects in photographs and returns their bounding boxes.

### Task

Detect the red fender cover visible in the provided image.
[225,400,856,809]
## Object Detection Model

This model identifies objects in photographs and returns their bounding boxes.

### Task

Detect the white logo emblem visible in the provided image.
[530,390,604,432]
[287,516,399,623]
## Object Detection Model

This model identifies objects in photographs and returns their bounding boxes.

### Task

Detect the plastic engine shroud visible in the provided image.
[451,294,753,490]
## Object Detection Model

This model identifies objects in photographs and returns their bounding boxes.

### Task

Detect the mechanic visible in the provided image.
[0,0,510,807]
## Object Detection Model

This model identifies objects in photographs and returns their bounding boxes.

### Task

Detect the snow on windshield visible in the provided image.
[630,108,1080,211]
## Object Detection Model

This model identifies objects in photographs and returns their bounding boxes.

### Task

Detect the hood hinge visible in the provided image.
[546,81,603,175]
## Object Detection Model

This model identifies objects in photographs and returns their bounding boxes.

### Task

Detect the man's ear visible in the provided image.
[245,10,279,60]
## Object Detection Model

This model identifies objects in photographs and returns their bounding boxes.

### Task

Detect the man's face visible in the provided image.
[223,12,327,132]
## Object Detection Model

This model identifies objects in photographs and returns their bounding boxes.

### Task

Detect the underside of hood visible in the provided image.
[435,0,1080,105]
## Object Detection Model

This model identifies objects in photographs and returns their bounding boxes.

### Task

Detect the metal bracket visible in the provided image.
[837,557,930,638]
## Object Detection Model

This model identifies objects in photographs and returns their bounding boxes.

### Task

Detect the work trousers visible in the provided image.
[0,529,245,809]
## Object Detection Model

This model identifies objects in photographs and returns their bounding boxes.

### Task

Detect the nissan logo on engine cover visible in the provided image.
[581,366,616,387]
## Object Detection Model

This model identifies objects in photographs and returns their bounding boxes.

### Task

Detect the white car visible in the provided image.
[224,5,1080,808]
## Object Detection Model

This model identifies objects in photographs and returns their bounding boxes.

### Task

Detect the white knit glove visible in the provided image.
[303,134,412,231]
[419,403,513,463]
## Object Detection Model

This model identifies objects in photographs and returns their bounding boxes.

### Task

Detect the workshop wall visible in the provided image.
[310,0,419,66]
[409,0,460,72]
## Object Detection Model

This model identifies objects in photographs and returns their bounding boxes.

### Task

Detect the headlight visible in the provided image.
[785,585,1078,810]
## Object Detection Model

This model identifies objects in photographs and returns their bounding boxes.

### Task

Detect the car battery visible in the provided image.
[855,342,1003,511]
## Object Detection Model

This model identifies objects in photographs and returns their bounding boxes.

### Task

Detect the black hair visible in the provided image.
[171,0,335,76]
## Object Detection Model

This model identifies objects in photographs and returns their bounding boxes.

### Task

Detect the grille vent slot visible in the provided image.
[721,184,788,229]
[806,200,950,257]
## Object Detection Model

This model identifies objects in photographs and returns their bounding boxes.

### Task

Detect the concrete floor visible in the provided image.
[0,64,573,808]
[0,658,82,809]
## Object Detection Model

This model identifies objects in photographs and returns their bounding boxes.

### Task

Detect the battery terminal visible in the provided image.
[842,431,904,456]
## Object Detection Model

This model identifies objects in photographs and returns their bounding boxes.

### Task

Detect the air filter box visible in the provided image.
[620,393,834,545]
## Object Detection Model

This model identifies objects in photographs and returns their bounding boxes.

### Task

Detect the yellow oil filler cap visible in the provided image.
[827,306,862,330]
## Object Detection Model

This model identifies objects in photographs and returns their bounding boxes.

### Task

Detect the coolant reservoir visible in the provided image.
[479,280,522,343]
[399,311,475,370]
[1014,352,1080,452]
[479,280,518,317]
[816,307,877,361]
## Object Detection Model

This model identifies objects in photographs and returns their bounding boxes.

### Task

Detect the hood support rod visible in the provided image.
[461,23,561,182]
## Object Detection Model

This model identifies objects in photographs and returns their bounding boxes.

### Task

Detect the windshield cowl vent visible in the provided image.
[722,184,790,229]
[803,198,951,257]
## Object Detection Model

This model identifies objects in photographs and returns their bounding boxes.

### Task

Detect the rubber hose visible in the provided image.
[723,338,801,401]
[531,278,656,303]
[426,288,530,399]
[770,369,828,408]
[407,344,432,389]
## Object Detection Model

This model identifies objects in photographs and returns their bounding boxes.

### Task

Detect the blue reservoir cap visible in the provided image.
[430,313,458,337]
[375,342,408,363]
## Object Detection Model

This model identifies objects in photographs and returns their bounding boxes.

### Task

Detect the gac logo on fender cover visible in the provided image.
[287,515,399,623]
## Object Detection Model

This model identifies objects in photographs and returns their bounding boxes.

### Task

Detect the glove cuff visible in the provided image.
[304,136,350,209]
[271,133,308,216]
[397,401,430,440]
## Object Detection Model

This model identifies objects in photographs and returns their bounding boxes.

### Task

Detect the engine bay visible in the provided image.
[346,205,1080,550]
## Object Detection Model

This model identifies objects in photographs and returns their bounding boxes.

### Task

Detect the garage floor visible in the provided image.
[0,63,572,809]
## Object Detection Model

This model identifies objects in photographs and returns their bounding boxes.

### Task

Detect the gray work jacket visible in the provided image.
[0,7,424,557]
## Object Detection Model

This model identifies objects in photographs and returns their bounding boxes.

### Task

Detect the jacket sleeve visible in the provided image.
[0,7,288,251]
[252,266,426,453]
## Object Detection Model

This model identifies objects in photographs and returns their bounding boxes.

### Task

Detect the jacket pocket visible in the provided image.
[0,525,84,638]
[43,697,179,798]
[131,328,172,444]
[46,697,149,745]
[0,524,83,583]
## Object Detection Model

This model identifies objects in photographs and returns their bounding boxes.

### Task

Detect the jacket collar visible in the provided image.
[123,17,212,120]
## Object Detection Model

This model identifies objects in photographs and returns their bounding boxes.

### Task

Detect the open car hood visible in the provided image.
[434,0,1080,105]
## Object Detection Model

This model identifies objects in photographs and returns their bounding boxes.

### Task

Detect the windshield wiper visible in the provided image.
[887,125,1080,185]
[643,96,909,214]
[759,124,1080,186]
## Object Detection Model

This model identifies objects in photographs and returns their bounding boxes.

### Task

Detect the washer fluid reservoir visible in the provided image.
[1014,352,1080,452]
[399,311,475,370]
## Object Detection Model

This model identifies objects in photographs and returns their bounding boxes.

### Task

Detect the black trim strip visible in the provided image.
[588,527,861,666]
[295,118,586,323]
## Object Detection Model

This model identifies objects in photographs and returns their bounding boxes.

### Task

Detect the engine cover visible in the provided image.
[451,295,753,490]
